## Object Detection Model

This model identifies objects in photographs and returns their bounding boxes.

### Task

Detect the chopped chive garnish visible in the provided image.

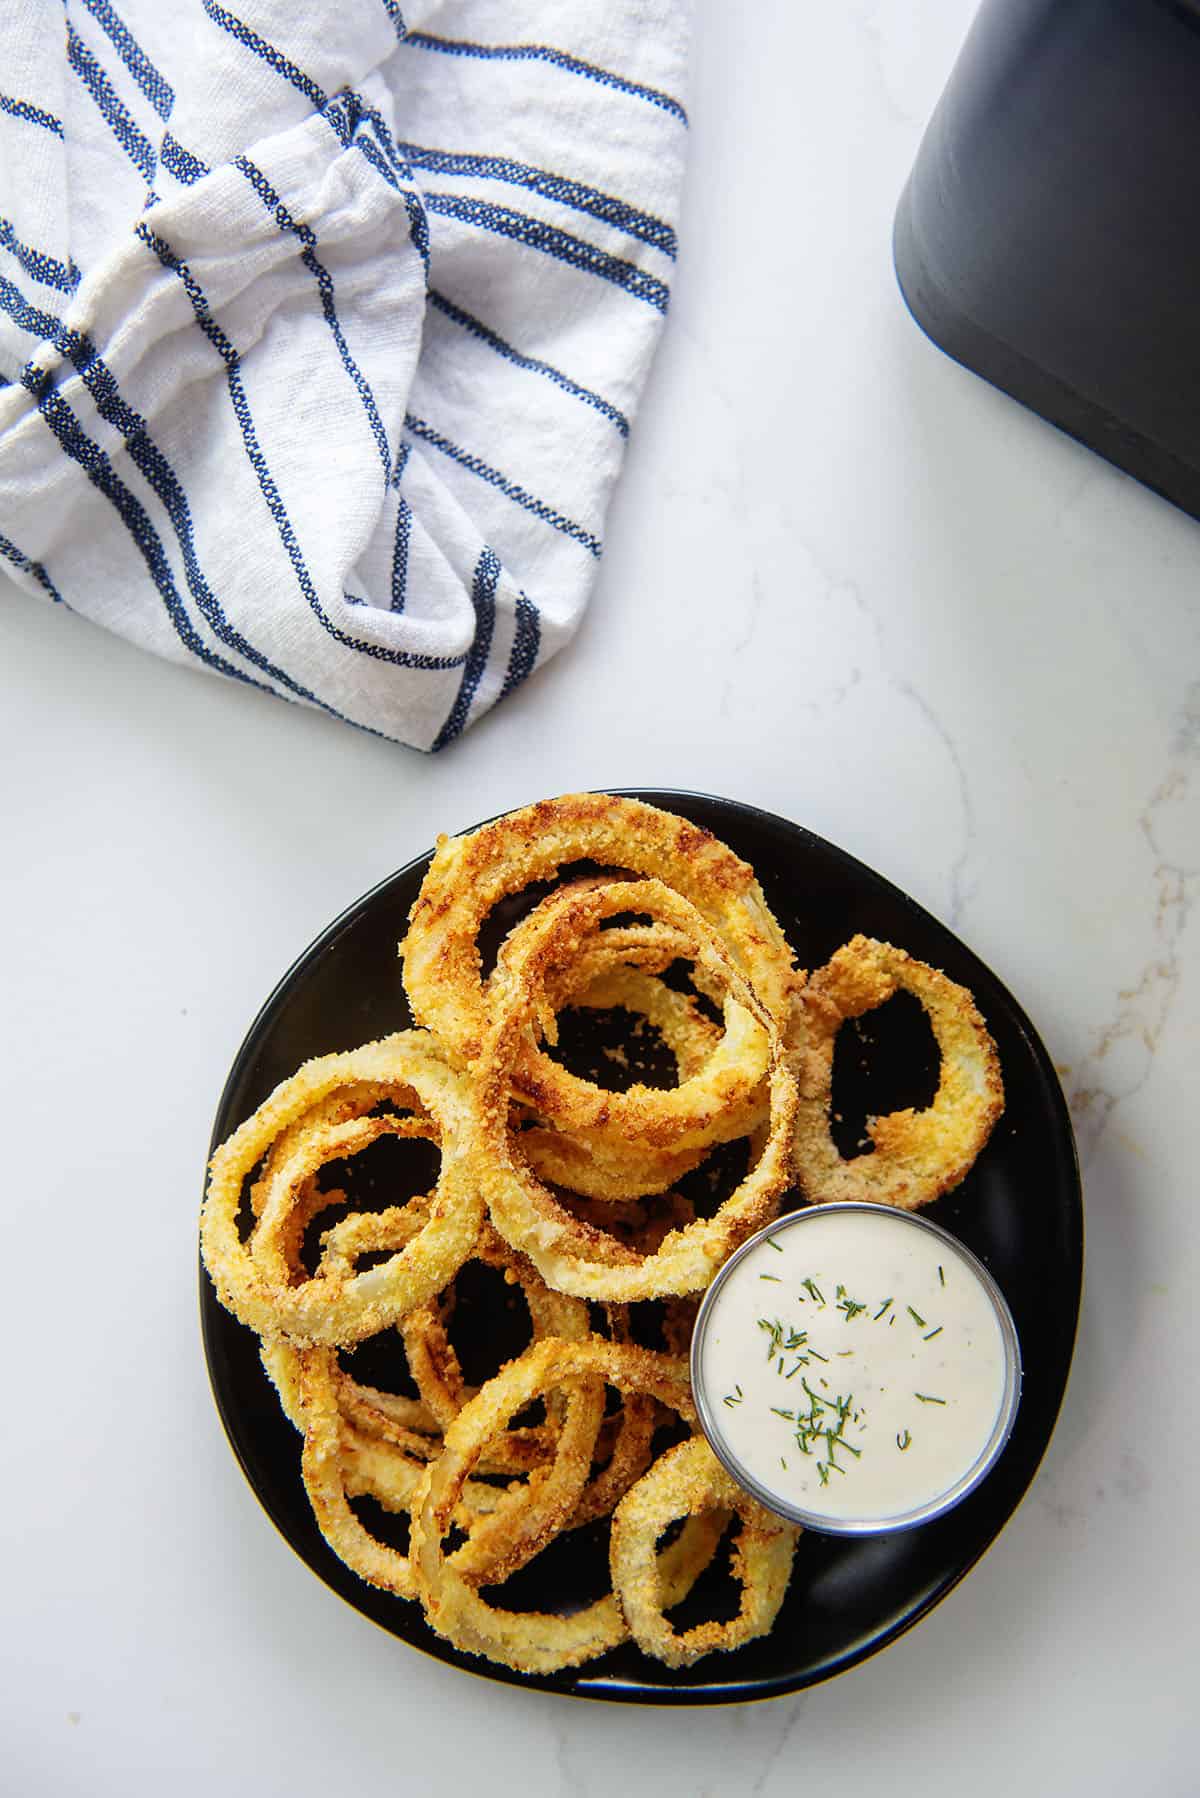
[780,1456,788,1470]
[915,1392,947,1405]
[897,1430,912,1452]
[924,1326,943,1340]
[735,1385,743,1398]
[766,1236,784,1253]
[809,1348,829,1363]
[785,1359,805,1379]
[817,1463,830,1486]
[759,1273,782,1282]
[938,1265,946,1287]
[873,1297,893,1321]
[907,1305,927,1327]
[802,1277,826,1306]
[770,1407,795,1419]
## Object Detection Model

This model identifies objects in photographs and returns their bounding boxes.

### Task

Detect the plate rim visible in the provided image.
[199,786,1083,1705]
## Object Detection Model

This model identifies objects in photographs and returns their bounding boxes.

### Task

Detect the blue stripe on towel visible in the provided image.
[19,367,272,692]
[0,217,80,294]
[0,93,64,137]
[390,499,413,612]
[404,411,602,557]
[429,290,628,437]
[201,1,325,111]
[404,144,676,258]
[379,0,406,39]
[236,155,393,484]
[422,191,669,313]
[431,545,499,749]
[137,223,470,672]
[161,134,209,184]
[0,272,371,712]
[66,24,157,183]
[500,592,541,699]
[80,0,175,120]
[403,34,688,126]
[0,531,68,605]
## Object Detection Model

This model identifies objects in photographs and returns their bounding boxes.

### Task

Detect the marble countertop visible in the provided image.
[2,2,1196,1791]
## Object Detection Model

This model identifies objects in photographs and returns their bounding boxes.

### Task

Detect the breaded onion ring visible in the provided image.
[410,1337,710,1673]
[201,1034,482,1346]
[610,1435,799,1668]
[401,793,800,1062]
[472,881,799,1300]
[279,1333,606,1598]
[790,935,1005,1210]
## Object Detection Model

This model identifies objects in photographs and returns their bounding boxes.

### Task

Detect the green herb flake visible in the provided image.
[915,1392,947,1405]
[938,1265,946,1287]
[766,1236,784,1253]
[759,1273,782,1282]
[907,1305,927,1327]
[873,1297,893,1321]
[924,1326,943,1340]
[897,1430,912,1452]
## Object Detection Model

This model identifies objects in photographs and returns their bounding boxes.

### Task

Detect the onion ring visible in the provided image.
[410,1337,709,1673]
[282,1336,606,1597]
[401,793,800,1063]
[473,881,799,1300]
[201,1034,483,1346]
[491,885,771,1153]
[789,935,1005,1210]
[610,1435,799,1668]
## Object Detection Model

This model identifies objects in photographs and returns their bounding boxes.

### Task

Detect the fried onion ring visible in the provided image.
[401,793,800,1062]
[789,935,1005,1210]
[491,888,771,1153]
[610,1435,799,1668]
[201,1033,482,1346]
[410,1337,710,1673]
[473,881,799,1300]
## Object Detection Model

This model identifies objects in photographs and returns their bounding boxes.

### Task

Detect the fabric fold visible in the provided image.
[0,0,690,749]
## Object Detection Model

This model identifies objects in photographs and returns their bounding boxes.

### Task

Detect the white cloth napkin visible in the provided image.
[0,0,689,749]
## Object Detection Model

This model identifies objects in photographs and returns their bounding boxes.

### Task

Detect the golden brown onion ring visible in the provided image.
[610,1435,799,1668]
[492,885,771,1153]
[789,935,1005,1210]
[473,881,798,1300]
[410,1337,706,1673]
[401,793,800,1063]
[280,1336,605,1598]
[201,1034,483,1347]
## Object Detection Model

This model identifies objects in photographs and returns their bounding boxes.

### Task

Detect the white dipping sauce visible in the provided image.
[696,1208,1012,1525]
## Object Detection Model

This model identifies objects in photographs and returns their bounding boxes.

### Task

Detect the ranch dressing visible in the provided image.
[694,1206,1017,1528]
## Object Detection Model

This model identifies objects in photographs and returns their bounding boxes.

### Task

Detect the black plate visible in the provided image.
[200,790,1082,1704]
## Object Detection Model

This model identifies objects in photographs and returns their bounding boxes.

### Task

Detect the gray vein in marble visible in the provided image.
[719,567,767,719]
[844,0,922,127]
[1066,680,1199,1161]
[893,677,977,927]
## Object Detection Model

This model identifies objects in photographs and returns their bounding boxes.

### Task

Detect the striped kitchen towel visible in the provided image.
[0,0,690,750]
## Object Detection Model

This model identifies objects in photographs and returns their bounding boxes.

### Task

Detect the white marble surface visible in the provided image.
[2,2,1197,1792]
